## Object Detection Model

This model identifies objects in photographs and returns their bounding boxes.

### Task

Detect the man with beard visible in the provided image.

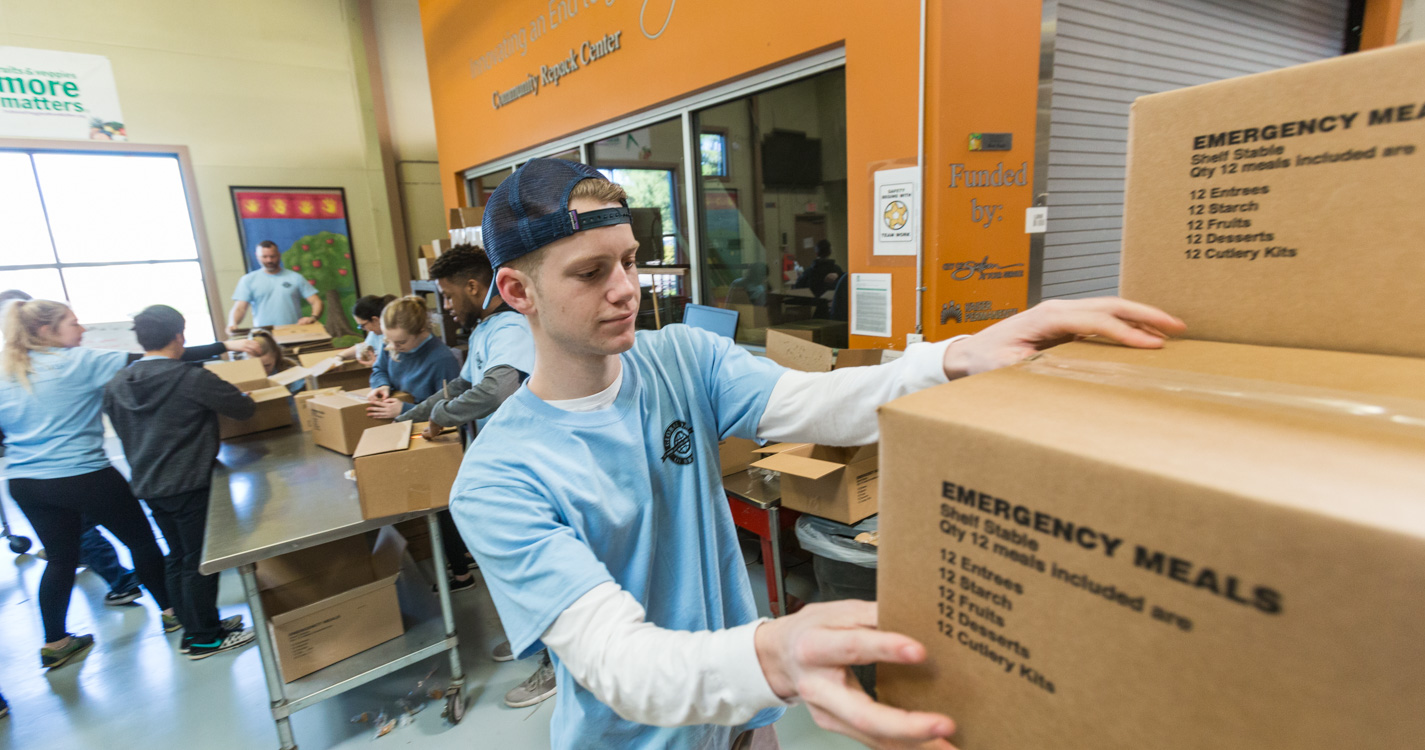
[227,241,322,335]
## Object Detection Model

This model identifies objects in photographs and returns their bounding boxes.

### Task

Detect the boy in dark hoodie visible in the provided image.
[103,305,258,659]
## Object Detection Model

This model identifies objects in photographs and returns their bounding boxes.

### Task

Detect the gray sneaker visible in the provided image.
[504,653,556,708]
[491,640,514,662]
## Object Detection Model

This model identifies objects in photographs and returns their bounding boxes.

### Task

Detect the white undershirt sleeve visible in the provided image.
[541,582,788,727]
[756,337,963,446]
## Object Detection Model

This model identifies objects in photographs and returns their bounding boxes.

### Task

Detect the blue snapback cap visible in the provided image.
[481,158,631,306]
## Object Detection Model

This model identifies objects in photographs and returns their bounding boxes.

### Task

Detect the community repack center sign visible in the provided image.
[0,47,126,141]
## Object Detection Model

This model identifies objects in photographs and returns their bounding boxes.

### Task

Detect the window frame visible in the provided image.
[0,138,223,340]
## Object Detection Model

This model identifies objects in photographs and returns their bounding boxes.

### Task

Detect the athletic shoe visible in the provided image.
[0,694,9,719]
[180,616,246,653]
[491,640,514,662]
[40,634,95,670]
[504,654,556,708]
[161,613,182,633]
[186,628,256,661]
[103,587,142,606]
[431,574,477,594]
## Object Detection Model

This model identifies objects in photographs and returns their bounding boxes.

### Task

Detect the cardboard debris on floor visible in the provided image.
[876,338,1425,749]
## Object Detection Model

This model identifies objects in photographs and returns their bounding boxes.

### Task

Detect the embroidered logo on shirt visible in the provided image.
[282,282,293,288]
[661,420,694,465]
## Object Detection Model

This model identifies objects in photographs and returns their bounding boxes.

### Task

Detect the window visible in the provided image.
[700,131,728,178]
[0,149,217,344]
[694,68,848,347]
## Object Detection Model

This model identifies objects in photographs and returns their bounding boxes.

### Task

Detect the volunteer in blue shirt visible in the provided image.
[334,294,395,366]
[366,296,461,419]
[226,240,323,335]
[0,298,263,669]
[450,159,1186,750]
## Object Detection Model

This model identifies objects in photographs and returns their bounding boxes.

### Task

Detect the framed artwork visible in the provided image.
[231,187,361,339]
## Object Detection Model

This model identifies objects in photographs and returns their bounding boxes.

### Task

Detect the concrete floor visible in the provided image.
[0,462,864,750]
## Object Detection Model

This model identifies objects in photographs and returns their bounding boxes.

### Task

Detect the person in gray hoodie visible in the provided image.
[103,305,258,660]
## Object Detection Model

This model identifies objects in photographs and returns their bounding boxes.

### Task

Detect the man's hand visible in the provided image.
[226,324,241,337]
[422,422,444,441]
[224,339,263,357]
[367,386,391,403]
[297,316,318,326]
[366,398,404,420]
[943,297,1185,380]
[755,600,957,749]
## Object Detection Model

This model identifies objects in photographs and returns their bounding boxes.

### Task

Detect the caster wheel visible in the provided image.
[443,689,465,724]
[9,536,31,554]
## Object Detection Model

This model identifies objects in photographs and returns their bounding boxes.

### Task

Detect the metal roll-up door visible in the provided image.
[1041,0,1348,300]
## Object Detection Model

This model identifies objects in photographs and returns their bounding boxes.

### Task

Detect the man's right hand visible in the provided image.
[755,600,957,749]
[226,323,241,337]
[368,386,391,403]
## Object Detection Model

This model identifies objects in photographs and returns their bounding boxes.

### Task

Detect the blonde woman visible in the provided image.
[0,299,260,669]
[366,296,460,419]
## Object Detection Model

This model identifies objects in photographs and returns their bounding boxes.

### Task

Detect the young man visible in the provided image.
[449,159,1184,749]
[227,240,322,335]
[397,246,554,709]
[103,305,258,659]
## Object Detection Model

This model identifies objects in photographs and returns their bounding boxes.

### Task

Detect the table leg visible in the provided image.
[766,506,788,618]
[426,514,465,687]
[240,562,299,750]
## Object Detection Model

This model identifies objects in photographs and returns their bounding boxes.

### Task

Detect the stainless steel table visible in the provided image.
[200,426,466,749]
[723,469,801,617]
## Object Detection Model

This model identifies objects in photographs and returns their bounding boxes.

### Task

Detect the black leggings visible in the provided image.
[9,467,171,643]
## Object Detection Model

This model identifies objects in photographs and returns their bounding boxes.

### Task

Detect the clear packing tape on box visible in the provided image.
[1020,353,1425,437]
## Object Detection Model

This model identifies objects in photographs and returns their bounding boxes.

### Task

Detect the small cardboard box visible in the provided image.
[255,526,406,683]
[352,422,464,520]
[718,437,761,477]
[204,359,297,439]
[877,339,1425,749]
[1119,41,1425,358]
[298,352,373,391]
[752,443,879,524]
[769,318,849,348]
[449,206,482,229]
[306,389,409,455]
[270,323,332,347]
[294,386,344,432]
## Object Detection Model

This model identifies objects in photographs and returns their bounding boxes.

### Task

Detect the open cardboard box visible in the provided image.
[255,526,406,683]
[764,329,886,373]
[270,323,331,347]
[352,422,464,520]
[877,338,1425,749]
[294,386,344,431]
[204,358,298,439]
[752,442,879,524]
[298,352,374,391]
[305,389,411,455]
[719,437,762,477]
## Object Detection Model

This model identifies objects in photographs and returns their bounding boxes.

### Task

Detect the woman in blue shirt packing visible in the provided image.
[366,295,460,419]
[0,299,261,669]
[334,294,395,366]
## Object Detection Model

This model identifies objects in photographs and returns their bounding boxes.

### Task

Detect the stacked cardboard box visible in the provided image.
[352,422,463,520]
[306,389,411,455]
[204,359,299,439]
[878,43,1425,750]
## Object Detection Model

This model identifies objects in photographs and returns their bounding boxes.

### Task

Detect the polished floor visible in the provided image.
[0,463,863,750]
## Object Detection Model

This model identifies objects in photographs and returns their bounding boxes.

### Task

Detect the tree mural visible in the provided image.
[283,231,358,338]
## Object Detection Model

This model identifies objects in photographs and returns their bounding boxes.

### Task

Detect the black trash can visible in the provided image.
[796,514,878,695]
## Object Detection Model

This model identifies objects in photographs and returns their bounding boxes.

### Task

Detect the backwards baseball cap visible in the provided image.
[480,158,631,306]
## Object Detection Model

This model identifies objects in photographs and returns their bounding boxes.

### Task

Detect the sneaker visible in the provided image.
[431,574,477,594]
[491,640,514,662]
[40,633,95,670]
[180,616,246,653]
[161,613,182,633]
[104,587,142,607]
[504,654,556,708]
[186,628,256,661]
[0,694,9,719]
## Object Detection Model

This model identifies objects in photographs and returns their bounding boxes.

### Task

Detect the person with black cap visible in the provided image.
[103,305,258,659]
[448,158,1185,749]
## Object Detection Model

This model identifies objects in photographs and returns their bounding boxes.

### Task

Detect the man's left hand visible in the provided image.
[943,297,1185,380]
[297,316,318,325]
[366,398,404,420]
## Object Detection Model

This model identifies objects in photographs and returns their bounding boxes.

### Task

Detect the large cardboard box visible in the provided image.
[1119,42,1425,358]
[204,359,298,439]
[255,527,406,683]
[298,352,374,391]
[352,422,463,520]
[877,339,1425,749]
[770,318,849,348]
[294,386,344,432]
[752,443,879,524]
[764,329,885,373]
[306,389,409,455]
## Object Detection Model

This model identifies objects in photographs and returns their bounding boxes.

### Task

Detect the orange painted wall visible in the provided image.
[419,0,1043,348]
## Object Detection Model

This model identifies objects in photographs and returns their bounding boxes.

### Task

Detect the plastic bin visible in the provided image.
[796,514,879,694]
